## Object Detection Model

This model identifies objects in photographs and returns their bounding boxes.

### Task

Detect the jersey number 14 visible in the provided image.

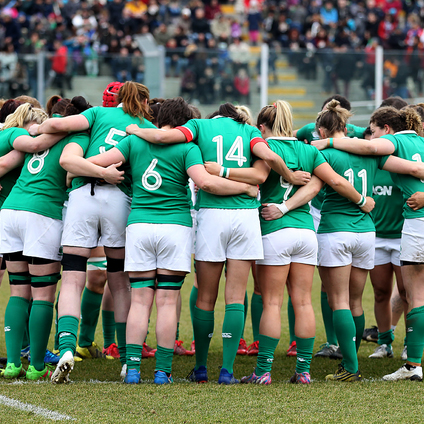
[212,135,247,167]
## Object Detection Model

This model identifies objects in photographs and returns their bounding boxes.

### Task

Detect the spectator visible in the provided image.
[205,0,222,22]
[377,12,397,48]
[83,41,99,77]
[112,47,133,82]
[228,37,250,74]
[50,39,68,97]
[211,14,231,45]
[247,0,262,46]
[1,9,21,52]
[20,32,44,97]
[108,0,125,24]
[131,48,145,83]
[234,68,250,104]
[191,8,211,36]
[165,38,185,77]
[0,43,17,98]
[197,66,216,104]
[154,23,171,46]
[320,1,338,27]
[180,67,197,101]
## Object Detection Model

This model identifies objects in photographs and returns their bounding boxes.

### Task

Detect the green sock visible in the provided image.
[406,305,424,364]
[321,291,337,346]
[102,310,116,348]
[241,291,248,339]
[126,343,142,372]
[189,286,198,340]
[78,288,102,348]
[5,296,29,367]
[333,309,358,374]
[353,313,365,353]
[115,322,127,366]
[58,315,79,357]
[378,329,394,347]
[222,303,244,374]
[176,322,180,341]
[295,336,315,374]
[155,345,174,374]
[193,306,214,369]
[288,296,295,344]
[54,291,60,350]
[256,334,279,376]
[29,301,54,371]
[251,293,263,342]
[22,300,31,349]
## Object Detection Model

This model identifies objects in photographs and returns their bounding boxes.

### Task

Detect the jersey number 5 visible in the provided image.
[99,128,127,154]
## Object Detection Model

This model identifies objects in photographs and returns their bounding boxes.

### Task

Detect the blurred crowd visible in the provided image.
[0,0,423,102]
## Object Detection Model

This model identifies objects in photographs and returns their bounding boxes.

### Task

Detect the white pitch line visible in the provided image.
[0,395,75,421]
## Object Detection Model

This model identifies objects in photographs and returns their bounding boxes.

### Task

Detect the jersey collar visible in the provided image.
[117,103,123,108]
[265,136,298,141]
[394,130,417,135]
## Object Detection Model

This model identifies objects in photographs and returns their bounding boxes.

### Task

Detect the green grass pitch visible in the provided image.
[0,268,423,423]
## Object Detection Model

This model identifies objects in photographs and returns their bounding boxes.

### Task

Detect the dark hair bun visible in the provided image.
[64,96,92,116]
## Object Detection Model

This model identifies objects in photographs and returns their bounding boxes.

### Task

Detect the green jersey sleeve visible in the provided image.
[346,124,366,138]
[295,123,318,144]
[184,143,204,170]
[176,119,200,143]
[381,132,424,219]
[4,127,29,151]
[115,136,131,162]
[81,107,98,128]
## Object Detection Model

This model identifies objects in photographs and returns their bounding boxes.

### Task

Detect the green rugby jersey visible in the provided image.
[115,134,203,227]
[296,122,366,144]
[372,168,403,239]
[380,131,424,219]
[2,133,87,220]
[177,117,262,209]
[318,149,386,234]
[259,137,326,235]
[71,107,156,197]
[0,127,27,207]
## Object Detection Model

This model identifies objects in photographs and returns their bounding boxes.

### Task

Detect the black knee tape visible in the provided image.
[31,272,62,288]
[106,257,125,273]
[401,260,424,266]
[156,274,185,290]
[8,271,31,285]
[61,253,88,272]
[4,251,30,262]
[30,257,57,265]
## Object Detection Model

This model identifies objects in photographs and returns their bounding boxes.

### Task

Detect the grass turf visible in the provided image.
[0,268,422,423]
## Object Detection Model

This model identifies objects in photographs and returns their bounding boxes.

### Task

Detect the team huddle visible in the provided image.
[0,81,424,385]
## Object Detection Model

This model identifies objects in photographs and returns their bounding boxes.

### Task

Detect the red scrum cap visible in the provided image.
[102,81,124,107]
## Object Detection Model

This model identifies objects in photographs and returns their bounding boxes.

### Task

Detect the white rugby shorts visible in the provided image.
[374,237,401,267]
[256,227,317,266]
[125,223,192,272]
[317,231,375,269]
[61,184,131,248]
[1,209,63,261]
[195,208,263,262]
[400,218,424,263]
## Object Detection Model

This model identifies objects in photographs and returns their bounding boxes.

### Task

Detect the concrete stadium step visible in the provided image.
[267,87,306,96]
